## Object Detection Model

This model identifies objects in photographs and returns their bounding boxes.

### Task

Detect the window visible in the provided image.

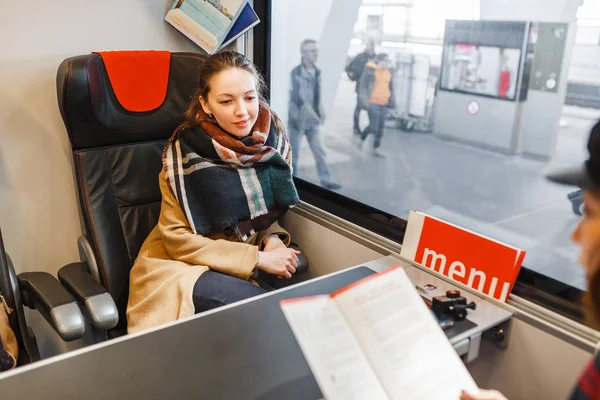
[440,44,521,100]
[409,0,479,42]
[258,0,593,323]
[576,0,600,45]
[575,26,600,45]
[367,15,382,32]
[382,6,409,37]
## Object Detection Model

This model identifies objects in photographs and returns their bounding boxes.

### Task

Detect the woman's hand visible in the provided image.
[257,248,300,279]
[262,235,287,252]
[460,390,508,400]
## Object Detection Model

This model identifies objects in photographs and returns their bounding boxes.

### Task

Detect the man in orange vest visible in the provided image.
[356,53,395,157]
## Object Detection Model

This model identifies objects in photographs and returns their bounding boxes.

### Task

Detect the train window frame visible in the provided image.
[252,0,587,326]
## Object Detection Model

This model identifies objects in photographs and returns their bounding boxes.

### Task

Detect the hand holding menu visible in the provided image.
[280,265,478,400]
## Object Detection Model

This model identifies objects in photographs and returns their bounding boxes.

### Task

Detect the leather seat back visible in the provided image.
[56,52,206,334]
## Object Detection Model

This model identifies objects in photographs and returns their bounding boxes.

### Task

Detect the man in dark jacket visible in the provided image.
[288,39,341,191]
[345,38,376,138]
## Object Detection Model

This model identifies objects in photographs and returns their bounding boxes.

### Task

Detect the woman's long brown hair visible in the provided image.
[177,51,285,134]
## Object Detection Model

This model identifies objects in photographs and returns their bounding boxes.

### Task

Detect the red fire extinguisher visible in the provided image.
[498,68,511,98]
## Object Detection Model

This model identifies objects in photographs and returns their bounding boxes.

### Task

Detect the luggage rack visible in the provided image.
[386,53,439,133]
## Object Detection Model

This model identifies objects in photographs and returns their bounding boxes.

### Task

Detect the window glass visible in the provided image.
[575,26,600,45]
[382,7,408,37]
[270,0,597,292]
[409,0,479,41]
[440,45,521,99]
[576,1,600,44]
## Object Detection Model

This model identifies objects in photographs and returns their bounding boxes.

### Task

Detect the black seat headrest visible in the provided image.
[56,51,206,150]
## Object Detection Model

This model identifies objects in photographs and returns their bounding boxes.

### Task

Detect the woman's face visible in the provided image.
[572,190,600,282]
[200,68,259,138]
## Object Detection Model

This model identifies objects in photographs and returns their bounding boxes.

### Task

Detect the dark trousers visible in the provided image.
[353,101,363,134]
[287,126,333,186]
[361,104,388,149]
[192,271,266,313]
[353,93,370,135]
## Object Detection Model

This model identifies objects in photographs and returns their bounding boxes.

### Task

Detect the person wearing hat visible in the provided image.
[461,121,600,400]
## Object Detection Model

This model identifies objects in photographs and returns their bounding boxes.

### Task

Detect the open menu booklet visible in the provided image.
[280,265,478,400]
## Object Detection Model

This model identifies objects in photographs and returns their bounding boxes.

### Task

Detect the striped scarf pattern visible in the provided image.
[163,106,299,240]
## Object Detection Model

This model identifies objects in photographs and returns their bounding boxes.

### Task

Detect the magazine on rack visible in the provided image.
[165,0,260,54]
[280,265,477,400]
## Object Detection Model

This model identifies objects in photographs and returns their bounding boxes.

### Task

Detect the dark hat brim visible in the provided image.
[546,163,595,189]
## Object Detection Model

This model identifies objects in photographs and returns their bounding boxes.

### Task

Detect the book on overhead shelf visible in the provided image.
[165,0,260,54]
[280,265,478,400]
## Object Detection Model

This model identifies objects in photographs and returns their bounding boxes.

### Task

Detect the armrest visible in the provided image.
[17,272,85,341]
[58,262,118,330]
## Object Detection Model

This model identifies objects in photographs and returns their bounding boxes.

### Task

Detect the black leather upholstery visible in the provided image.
[57,53,206,150]
[0,227,88,365]
[57,52,206,334]
[72,141,164,322]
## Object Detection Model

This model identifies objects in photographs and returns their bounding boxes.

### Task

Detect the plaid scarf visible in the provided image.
[163,106,299,241]
[569,354,600,400]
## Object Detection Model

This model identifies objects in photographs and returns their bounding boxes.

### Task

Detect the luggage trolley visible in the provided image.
[389,53,438,133]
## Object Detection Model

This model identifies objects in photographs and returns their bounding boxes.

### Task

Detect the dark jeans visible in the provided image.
[192,270,266,313]
[361,104,388,149]
[287,126,334,186]
[353,100,365,134]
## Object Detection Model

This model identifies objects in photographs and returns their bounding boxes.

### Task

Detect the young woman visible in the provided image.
[126,51,301,334]
[462,121,600,400]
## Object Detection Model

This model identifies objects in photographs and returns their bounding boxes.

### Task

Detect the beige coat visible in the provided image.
[126,167,291,334]
[0,295,17,370]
